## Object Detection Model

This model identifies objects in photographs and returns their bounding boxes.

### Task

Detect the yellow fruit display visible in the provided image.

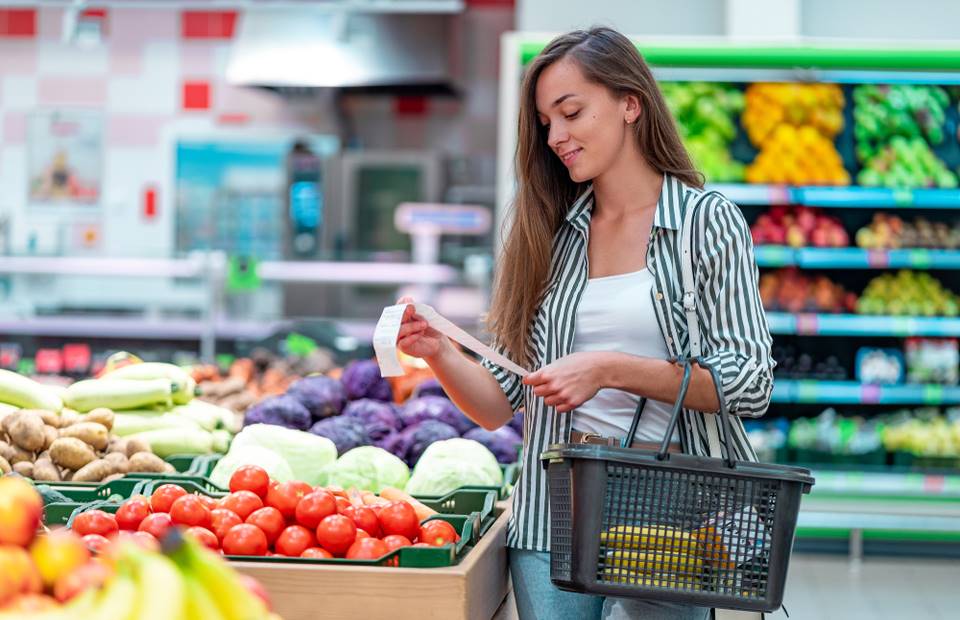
[743,83,850,186]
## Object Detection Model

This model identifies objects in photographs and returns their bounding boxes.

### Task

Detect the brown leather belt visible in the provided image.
[570,431,681,453]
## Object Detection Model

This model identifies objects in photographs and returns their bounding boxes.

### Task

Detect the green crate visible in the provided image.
[41,478,148,504]
[165,454,203,473]
[416,489,497,525]
[65,500,481,569]
[43,480,152,526]
[135,478,228,497]
[189,454,223,477]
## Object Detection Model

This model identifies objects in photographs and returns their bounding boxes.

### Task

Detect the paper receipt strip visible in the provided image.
[373,303,529,378]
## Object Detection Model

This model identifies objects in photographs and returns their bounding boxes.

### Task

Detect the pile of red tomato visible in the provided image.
[69,465,460,563]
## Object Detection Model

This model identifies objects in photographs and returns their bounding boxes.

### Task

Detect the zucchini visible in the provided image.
[101,362,195,405]
[126,428,214,458]
[64,378,172,413]
[0,369,63,412]
[112,412,201,437]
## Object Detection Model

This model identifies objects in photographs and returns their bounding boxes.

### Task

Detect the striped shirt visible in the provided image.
[482,173,775,552]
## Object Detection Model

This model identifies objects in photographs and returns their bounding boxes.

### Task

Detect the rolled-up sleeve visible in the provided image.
[481,346,525,413]
[695,197,775,418]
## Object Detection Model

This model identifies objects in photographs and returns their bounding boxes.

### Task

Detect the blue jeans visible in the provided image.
[510,549,711,620]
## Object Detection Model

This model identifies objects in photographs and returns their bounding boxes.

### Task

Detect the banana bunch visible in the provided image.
[600,524,708,588]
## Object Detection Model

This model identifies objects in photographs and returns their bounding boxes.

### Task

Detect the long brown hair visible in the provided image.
[487,27,703,367]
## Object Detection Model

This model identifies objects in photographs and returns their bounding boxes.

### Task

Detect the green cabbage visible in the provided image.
[404,438,503,496]
[230,423,336,485]
[325,446,410,493]
[209,446,294,488]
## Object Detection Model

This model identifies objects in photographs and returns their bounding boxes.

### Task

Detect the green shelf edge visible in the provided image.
[519,41,960,70]
[796,527,960,542]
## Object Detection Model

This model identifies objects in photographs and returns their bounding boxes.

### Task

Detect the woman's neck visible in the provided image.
[592,150,663,220]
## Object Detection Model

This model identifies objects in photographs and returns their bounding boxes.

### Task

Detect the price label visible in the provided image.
[797,381,818,403]
[861,384,881,404]
[923,384,944,404]
[867,250,889,268]
[893,189,914,206]
[923,475,946,493]
[892,317,913,337]
[796,314,819,335]
[768,186,792,204]
[908,250,931,269]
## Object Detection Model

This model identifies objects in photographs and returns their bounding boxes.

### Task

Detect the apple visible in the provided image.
[786,225,806,248]
[29,530,91,589]
[0,594,59,612]
[0,545,42,607]
[0,477,43,548]
[811,228,829,248]
[52,560,112,603]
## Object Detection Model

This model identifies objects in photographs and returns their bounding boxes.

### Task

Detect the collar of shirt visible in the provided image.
[563,173,687,234]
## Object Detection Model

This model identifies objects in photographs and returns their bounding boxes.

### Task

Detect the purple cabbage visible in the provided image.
[243,395,311,431]
[343,398,401,441]
[508,411,524,437]
[399,396,477,434]
[463,426,523,464]
[412,378,447,399]
[378,420,459,466]
[287,375,346,421]
[308,415,369,455]
[341,359,393,402]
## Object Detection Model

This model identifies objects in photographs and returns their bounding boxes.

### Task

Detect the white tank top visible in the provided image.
[571,268,680,443]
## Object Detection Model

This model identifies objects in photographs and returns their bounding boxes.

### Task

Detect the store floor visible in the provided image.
[493,554,960,619]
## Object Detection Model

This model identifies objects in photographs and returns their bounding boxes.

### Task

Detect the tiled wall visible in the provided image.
[0,4,513,259]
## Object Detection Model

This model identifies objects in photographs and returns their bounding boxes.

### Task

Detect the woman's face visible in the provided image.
[535,57,638,183]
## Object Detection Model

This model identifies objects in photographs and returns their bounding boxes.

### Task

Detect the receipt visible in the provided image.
[373,303,529,378]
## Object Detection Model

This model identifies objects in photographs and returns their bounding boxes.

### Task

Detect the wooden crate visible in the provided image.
[234,507,512,620]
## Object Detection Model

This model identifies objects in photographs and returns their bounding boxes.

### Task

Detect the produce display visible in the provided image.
[743,83,849,186]
[759,268,858,313]
[905,338,959,385]
[751,205,848,247]
[0,476,277,618]
[881,407,960,458]
[70,465,460,562]
[857,137,958,189]
[855,213,960,249]
[661,82,746,182]
[773,346,848,381]
[856,271,960,317]
[855,348,905,385]
[787,408,883,457]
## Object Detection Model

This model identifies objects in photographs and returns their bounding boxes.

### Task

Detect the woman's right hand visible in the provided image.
[396,296,447,361]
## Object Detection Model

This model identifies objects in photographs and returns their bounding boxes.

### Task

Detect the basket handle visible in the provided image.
[621,357,737,468]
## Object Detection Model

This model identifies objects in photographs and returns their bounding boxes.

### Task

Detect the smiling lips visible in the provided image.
[559,148,582,166]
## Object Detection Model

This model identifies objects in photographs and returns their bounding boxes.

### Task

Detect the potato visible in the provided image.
[32,458,62,482]
[72,459,113,483]
[84,408,115,431]
[18,409,61,429]
[107,438,129,455]
[101,473,124,484]
[7,411,46,452]
[59,409,81,427]
[42,425,59,451]
[125,438,151,458]
[0,440,15,463]
[7,444,33,465]
[50,437,97,471]
[59,422,109,451]
[12,461,33,477]
[163,462,177,474]
[0,456,10,474]
[127,451,167,474]
[103,452,130,474]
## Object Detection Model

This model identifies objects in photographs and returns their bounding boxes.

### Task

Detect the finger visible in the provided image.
[397,335,423,349]
[397,296,415,304]
[397,323,427,339]
[523,371,545,386]
[532,384,556,398]
[544,394,566,407]
[401,305,415,321]
[556,403,574,413]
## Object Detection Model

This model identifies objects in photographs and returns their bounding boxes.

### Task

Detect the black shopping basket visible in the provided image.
[542,358,814,613]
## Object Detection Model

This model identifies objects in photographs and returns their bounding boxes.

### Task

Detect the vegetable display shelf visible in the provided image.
[766,312,960,337]
[772,380,960,405]
[713,184,960,208]
[755,247,960,270]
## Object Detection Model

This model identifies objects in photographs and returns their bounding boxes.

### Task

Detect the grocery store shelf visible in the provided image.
[709,184,960,208]
[257,260,458,285]
[0,316,286,341]
[772,380,960,405]
[756,247,960,270]
[766,312,960,337]
[0,256,207,278]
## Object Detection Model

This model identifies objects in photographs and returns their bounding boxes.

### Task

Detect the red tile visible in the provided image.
[0,9,37,37]
[394,96,428,116]
[182,81,211,110]
[182,10,237,39]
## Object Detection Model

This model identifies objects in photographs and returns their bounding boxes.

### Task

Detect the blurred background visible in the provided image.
[1,2,960,617]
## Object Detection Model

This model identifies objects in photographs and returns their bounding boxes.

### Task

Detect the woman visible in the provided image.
[395,27,774,620]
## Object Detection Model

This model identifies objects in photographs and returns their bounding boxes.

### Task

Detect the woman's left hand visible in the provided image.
[522,352,607,412]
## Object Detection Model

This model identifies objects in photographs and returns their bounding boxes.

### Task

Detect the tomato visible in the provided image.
[196,495,219,512]
[266,481,312,520]
[81,534,111,555]
[382,534,413,552]
[169,495,211,528]
[419,520,460,547]
[275,525,316,557]
[150,484,187,513]
[72,510,119,538]
[315,514,357,556]
[210,508,243,543]
[115,497,151,531]
[295,491,337,529]
[137,513,173,540]
[229,465,271,499]
[300,547,333,559]
[334,497,351,514]
[341,506,381,539]
[378,502,419,541]
[412,543,433,548]
[345,537,390,561]
[355,529,370,539]
[245,507,285,545]
[185,526,219,550]
[219,491,263,521]
[129,531,160,551]
[222,524,268,556]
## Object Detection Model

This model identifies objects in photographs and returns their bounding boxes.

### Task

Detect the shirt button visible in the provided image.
[655,292,664,301]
